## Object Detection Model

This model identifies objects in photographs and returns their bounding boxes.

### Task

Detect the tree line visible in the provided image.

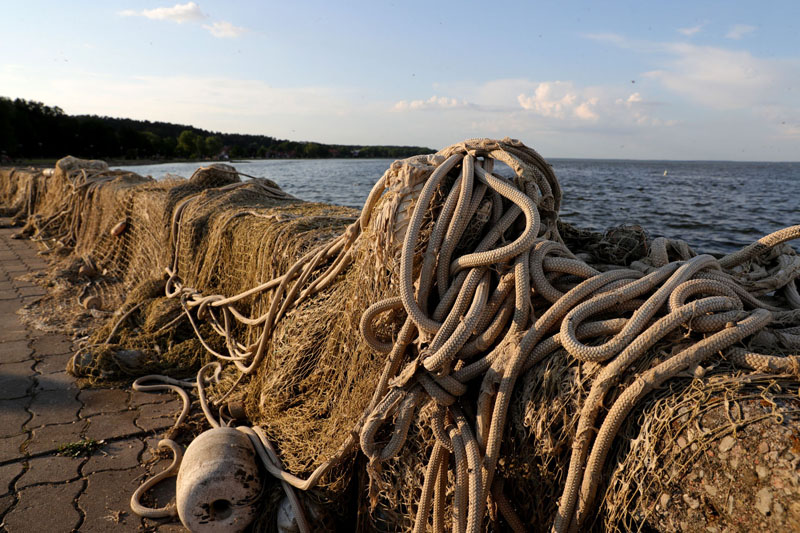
[0,97,435,161]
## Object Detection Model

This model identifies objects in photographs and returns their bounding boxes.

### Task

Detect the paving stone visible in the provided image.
[0,434,27,463]
[0,398,31,437]
[83,437,145,474]
[30,333,72,355]
[0,326,27,342]
[0,297,23,313]
[137,415,179,433]
[135,399,183,433]
[130,389,175,408]
[138,397,182,418]
[142,457,178,507]
[155,522,189,532]
[21,259,47,269]
[141,437,165,464]
[0,462,23,496]
[79,388,130,417]
[0,289,17,300]
[0,340,32,364]
[35,352,73,374]
[84,410,140,441]
[0,493,14,517]
[8,280,36,290]
[26,421,87,455]
[0,361,34,400]
[2,480,83,532]
[17,454,82,488]
[79,468,148,532]
[17,286,47,296]
[26,389,81,428]
[34,371,78,393]
[18,295,42,306]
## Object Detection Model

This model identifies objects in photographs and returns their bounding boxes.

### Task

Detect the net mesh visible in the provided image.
[2,142,799,531]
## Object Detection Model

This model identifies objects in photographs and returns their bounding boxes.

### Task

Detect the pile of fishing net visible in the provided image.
[2,138,799,532]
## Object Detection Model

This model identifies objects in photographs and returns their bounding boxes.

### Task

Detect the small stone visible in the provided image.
[758,441,770,454]
[704,483,718,497]
[719,435,736,453]
[82,295,101,310]
[756,465,769,479]
[789,501,800,523]
[660,493,671,509]
[755,487,773,516]
[677,436,688,449]
[683,493,701,510]
[110,220,127,236]
[767,451,779,462]
[774,501,785,519]
[78,264,96,278]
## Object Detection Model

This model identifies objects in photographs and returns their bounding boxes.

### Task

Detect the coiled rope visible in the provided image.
[130,139,799,531]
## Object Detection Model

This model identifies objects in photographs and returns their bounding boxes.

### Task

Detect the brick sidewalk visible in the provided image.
[0,226,187,532]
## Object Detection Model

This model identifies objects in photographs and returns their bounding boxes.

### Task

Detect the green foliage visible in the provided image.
[0,96,436,161]
[177,129,200,157]
[56,438,102,457]
[205,135,223,157]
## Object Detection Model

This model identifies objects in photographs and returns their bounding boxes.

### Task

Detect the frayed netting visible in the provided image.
[2,139,800,532]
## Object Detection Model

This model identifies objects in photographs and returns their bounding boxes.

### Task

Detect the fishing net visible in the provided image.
[2,138,799,532]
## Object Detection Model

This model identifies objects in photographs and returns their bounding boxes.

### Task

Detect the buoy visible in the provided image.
[175,427,262,532]
[110,220,128,236]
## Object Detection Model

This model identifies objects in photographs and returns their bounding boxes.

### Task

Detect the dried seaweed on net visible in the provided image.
[3,142,800,532]
[559,221,651,267]
[596,369,800,532]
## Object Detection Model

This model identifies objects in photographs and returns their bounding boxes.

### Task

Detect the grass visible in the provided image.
[56,438,103,457]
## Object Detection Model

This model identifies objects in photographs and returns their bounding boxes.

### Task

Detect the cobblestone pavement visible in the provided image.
[0,225,188,532]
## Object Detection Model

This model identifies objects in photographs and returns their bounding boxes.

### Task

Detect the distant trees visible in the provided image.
[176,130,200,158]
[0,96,435,161]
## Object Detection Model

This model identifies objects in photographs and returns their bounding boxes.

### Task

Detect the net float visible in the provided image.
[175,427,262,532]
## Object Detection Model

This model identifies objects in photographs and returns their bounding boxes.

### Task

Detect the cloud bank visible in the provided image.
[120,2,246,39]
[120,2,205,23]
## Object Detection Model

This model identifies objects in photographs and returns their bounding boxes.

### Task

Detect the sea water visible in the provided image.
[115,158,799,254]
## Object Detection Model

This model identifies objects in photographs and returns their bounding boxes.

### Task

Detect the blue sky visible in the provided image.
[2,1,799,160]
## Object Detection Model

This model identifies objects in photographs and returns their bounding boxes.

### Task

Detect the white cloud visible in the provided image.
[677,24,703,36]
[643,43,794,109]
[202,21,247,38]
[518,81,599,121]
[120,2,206,23]
[574,98,599,120]
[726,24,756,40]
[121,3,247,39]
[626,92,643,104]
[393,95,470,111]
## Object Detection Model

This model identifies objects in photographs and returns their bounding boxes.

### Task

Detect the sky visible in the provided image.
[2,1,799,161]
